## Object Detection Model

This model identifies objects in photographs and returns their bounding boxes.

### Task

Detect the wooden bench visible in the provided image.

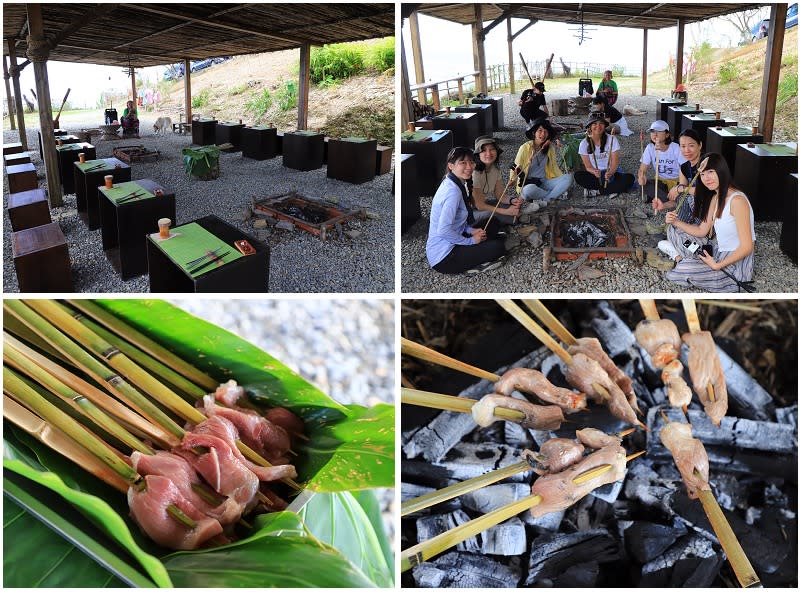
[375,145,393,175]
[172,121,192,134]
[8,188,51,231]
[12,222,73,292]
[3,142,25,155]
[4,152,31,167]
[7,162,38,194]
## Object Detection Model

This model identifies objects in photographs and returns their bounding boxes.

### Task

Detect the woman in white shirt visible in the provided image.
[574,113,634,197]
[665,153,755,292]
[638,119,685,201]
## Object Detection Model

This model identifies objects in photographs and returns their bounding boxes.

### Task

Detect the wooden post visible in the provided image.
[400,34,413,129]
[297,43,311,130]
[3,56,17,130]
[408,11,427,104]
[674,18,685,89]
[7,38,27,149]
[130,67,137,109]
[507,18,515,94]
[26,3,62,207]
[183,58,192,121]
[472,4,487,95]
[759,3,787,143]
[457,78,464,103]
[642,29,648,96]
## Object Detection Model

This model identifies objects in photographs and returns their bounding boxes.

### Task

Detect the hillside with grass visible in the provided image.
[158,38,395,145]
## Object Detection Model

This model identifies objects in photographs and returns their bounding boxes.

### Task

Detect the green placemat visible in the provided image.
[691,113,719,120]
[340,136,370,143]
[435,113,467,120]
[75,159,114,173]
[721,126,757,136]
[401,130,447,141]
[196,118,216,123]
[152,222,243,278]
[56,143,82,152]
[101,181,155,204]
[249,125,274,130]
[293,130,320,136]
[757,143,797,156]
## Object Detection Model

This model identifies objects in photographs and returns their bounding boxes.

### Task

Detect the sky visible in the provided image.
[402,7,769,85]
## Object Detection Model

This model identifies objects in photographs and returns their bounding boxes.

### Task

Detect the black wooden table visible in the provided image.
[400,153,420,233]
[453,104,494,136]
[242,125,278,160]
[215,121,245,151]
[732,142,798,221]
[327,137,378,184]
[192,118,217,145]
[656,98,685,123]
[431,112,479,149]
[681,114,737,147]
[56,142,96,194]
[667,106,713,137]
[74,158,131,230]
[282,131,324,171]
[705,126,764,176]
[471,96,504,129]
[400,129,453,197]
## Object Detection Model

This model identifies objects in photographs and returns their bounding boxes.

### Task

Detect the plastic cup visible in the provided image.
[407,123,415,132]
[78,153,85,163]
[752,126,758,134]
[57,139,63,146]
[695,103,700,110]
[715,111,721,119]
[158,218,171,238]
[104,175,113,189]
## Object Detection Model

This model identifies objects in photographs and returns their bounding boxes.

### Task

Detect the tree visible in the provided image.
[719,8,768,44]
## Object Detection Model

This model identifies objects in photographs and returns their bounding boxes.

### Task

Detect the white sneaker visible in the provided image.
[608,193,619,199]
[522,201,540,215]
[559,191,569,200]
[658,240,680,260]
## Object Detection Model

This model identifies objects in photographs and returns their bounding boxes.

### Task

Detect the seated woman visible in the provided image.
[427,146,506,275]
[518,81,549,124]
[591,95,632,136]
[121,100,140,137]
[652,129,706,260]
[472,136,522,225]
[574,113,634,198]
[665,152,755,292]
[638,120,684,202]
[596,70,619,106]
[513,119,572,202]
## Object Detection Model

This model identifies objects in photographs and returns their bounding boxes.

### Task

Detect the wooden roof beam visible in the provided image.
[619,3,666,26]
[480,6,523,40]
[47,3,122,51]
[127,3,299,44]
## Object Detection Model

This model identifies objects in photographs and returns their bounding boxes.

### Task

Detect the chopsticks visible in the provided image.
[184,247,225,267]
[187,250,230,274]
[116,191,148,204]
[82,163,106,172]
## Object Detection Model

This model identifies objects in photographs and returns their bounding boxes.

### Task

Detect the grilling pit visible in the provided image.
[401,300,798,588]
[547,208,638,272]
[253,191,363,240]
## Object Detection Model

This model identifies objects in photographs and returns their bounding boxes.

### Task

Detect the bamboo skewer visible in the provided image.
[640,130,646,203]
[401,337,499,382]
[681,299,716,403]
[521,299,576,346]
[495,299,572,364]
[483,172,519,231]
[401,387,525,421]
[400,451,644,572]
[401,427,638,517]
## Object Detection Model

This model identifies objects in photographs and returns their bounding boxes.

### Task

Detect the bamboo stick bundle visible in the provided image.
[401,450,645,572]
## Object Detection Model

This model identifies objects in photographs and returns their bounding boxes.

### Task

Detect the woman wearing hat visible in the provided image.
[638,120,685,201]
[426,146,507,275]
[472,136,523,224]
[518,81,549,124]
[664,153,755,292]
[574,113,634,197]
[513,119,573,202]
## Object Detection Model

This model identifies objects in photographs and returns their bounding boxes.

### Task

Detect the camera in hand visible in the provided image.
[683,240,713,256]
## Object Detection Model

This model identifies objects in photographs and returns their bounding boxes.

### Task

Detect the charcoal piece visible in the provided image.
[525,529,621,585]
[402,459,465,489]
[434,442,524,481]
[775,404,798,429]
[726,505,790,574]
[412,551,521,588]
[401,482,462,514]
[764,482,790,510]
[402,482,434,501]
[461,483,533,515]
[712,473,746,511]
[552,561,599,587]
[623,461,675,514]
[686,410,796,453]
[590,300,639,357]
[504,419,532,447]
[416,510,479,552]
[590,473,626,504]
[525,508,565,530]
[481,517,527,556]
[403,347,550,462]
[564,220,608,247]
[671,492,718,541]
[624,521,687,563]
[641,534,722,587]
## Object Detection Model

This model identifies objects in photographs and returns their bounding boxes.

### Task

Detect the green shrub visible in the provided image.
[245,88,273,118]
[363,37,394,72]
[777,71,797,106]
[191,88,211,108]
[719,62,738,84]
[310,43,364,83]
[694,41,714,64]
[275,80,297,112]
[229,83,248,96]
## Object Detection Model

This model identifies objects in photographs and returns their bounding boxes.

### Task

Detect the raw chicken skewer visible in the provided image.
[682,299,729,425]
[401,426,636,517]
[401,387,565,431]
[401,339,588,415]
[495,299,644,428]
[522,298,642,415]
[658,411,760,587]
[400,447,645,572]
[636,299,692,412]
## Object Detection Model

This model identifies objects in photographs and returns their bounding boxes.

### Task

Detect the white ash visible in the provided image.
[4,120,394,293]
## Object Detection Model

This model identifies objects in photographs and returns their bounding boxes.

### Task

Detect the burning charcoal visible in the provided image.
[775,404,798,429]
[589,301,639,357]
[434,443,527,481]
[711,473,746,511]
[640,534,723,587]
[480,517,527,556]
[416,510,479,552]
[623,461,675,514]
[525,528,620,586]
[623,521,688,563]
[504,419,533,448]
[461,483,533,515]
[412,551,521,587]
[588,475,625,504]
[677,409,795,453]
[564,220,609,248]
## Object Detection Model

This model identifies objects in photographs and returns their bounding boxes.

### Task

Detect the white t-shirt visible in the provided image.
[640,142,685,181]
[578,134,620,170]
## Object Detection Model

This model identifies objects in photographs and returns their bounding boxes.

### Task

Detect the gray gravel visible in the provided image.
[401,91,798,293]
[4,116,394,293]
[166,298,396,554]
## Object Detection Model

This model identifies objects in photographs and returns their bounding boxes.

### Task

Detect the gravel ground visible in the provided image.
[166,298,396,557]
[3,115,395,293]
[401,91,798,293]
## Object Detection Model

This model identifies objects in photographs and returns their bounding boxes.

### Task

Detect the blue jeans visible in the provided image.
[521,174,573,201]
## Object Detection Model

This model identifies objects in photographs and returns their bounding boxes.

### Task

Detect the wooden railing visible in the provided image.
[409,71,480,109]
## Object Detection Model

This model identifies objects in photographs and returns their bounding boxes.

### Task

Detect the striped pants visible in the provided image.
[666,224,711,259]
[666,249,754,292]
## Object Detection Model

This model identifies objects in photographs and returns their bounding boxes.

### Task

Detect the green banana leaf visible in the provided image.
[3,299,394,587]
